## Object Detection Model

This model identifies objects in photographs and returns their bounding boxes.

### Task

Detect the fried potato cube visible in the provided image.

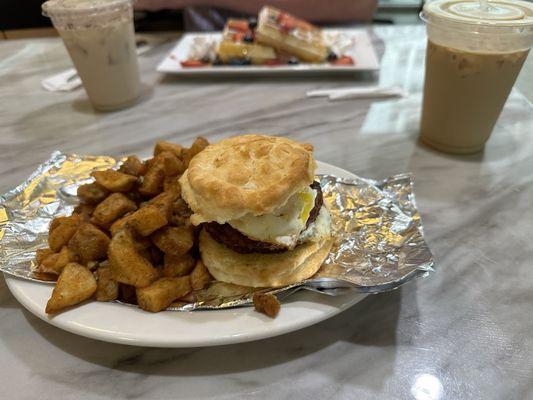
[49,216,66,233]
[183,137,209,167]
[170,198,192,226]
[162,253,196,277]
[36,248,54,265]
[68,223,110,262]
[154,141,184,158]
[77,183,109,205]
[165,157,185,178]
[95,266,119,302]
[38,246,76,275]
[45,262,97,314]
[48,214,82,252]
[253,293,281,318]
[146,192,175,220]
[118,155,147,177]
[109,205,168,238]
[155,151,185,177]
[49,217,64,233]
[138,163,165,197]
[136,277,191,312]
[190,259,212,291]
[91,169,138,193]
[177,291,197,303]
[151,226,194,256]
[55,246,75,273]
[108,230,159,288]
[163,177,181,195]
[128,205,168,237]
[109,213,133,236]
[39,253,59,273]
[91,193,137,229]
[73,204,95,222]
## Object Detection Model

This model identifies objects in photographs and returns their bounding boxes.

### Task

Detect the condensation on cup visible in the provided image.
[420,0,533,154]
[42,0,141,111]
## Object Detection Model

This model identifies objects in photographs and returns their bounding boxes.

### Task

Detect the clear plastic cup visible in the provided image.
[42,0,141,111]
[419,0,533,154]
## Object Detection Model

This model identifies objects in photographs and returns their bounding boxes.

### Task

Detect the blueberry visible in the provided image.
[228,58,251,66]
[287,57,299,65]
[243,34,254,43]
[327,51,338,61]
[248,18,257,29]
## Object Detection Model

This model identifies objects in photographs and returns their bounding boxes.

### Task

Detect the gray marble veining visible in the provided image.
[1,25,533,399]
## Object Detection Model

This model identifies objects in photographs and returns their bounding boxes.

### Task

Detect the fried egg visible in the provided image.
[228,186,316,248]
[299,205,331,243]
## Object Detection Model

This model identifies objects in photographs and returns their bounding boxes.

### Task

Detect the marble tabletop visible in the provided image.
[1,25,533,400]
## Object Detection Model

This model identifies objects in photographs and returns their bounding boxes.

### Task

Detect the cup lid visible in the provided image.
[42,0,131,17]
[423,0,533,28]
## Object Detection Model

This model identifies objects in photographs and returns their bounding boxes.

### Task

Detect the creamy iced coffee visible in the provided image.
[421,41,528,153]
[420,0,533,154]
[43,0,141,111]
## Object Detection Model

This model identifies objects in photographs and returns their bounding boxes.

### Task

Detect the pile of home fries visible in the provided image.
[36,138,214,314]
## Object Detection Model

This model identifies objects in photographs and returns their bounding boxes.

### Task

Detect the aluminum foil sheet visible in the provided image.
[0,152,434,311]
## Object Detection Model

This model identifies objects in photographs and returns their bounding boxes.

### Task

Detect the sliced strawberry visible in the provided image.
[279,20,296,33]
[332,56,355,66]
[295,20,314,31]
[233,32,245,42]
[277,13,296,31]
[228,20,249,33]
[264,59,284,66]
[180,59,207,68]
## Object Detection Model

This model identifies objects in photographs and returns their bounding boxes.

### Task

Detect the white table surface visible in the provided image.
[1,25,533,399]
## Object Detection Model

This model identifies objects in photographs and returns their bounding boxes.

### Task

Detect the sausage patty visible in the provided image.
[205,181,323,254]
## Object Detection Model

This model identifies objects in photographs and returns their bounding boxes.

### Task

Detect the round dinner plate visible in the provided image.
[4,161,367,348]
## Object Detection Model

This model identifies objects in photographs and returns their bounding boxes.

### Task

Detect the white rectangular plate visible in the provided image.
[156,29,380,75]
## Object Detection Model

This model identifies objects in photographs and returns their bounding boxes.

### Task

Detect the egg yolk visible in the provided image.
[298,190,314,224]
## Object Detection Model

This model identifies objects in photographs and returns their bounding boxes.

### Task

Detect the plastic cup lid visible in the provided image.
[42,0,132,17]
[423,0,533,28]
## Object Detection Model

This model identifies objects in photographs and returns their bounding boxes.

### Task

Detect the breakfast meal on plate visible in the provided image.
[180,6,354,67]
[35,134,332,318]
[179,135,333,288]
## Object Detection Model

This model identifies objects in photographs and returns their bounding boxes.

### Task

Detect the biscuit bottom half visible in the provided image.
[199,228,333,288]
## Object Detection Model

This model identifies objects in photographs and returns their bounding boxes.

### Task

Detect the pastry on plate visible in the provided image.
[179,134,333,287]
[217,19,277,65]
[255,6,328,63]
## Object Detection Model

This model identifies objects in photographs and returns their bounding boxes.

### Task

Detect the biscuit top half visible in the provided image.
[179,134,316,225]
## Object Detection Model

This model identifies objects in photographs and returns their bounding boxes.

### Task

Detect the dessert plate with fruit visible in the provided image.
[157,6,379,75]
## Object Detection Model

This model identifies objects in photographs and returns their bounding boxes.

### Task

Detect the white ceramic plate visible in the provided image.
[157,29,379,75]
[4,162,367,348]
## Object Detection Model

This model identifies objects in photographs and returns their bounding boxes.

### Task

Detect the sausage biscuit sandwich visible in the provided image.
[179,134,332,287]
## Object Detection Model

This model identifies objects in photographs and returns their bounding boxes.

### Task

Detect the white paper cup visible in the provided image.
[419,0,533,154]
[43,0,141,111]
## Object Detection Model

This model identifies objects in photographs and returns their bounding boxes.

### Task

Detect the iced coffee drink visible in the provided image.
[420,0,533,154]
[43,0,141,111]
